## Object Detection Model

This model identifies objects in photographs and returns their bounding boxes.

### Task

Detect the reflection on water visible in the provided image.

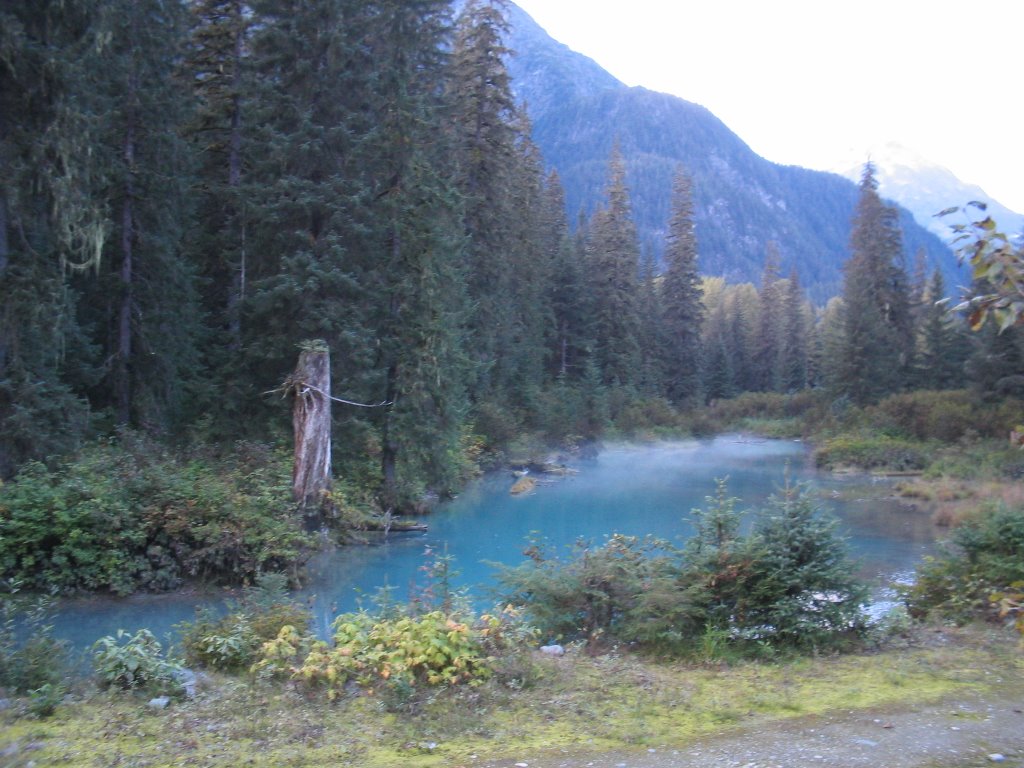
[48,435,940,648]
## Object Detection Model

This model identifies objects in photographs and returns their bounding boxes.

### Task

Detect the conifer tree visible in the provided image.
[0,0,95,474]
[586,144,642,387]
[779,270,810,391]
[185,0,251,350]
[360,0,473,507]
[829,163,913,403]
[660,169,704,404]
[543,171,588,379]
[237,0,375,433]
[637,247,666,395]
[448,0,521,398]
[914,269,965,390]
[752,243,784,392]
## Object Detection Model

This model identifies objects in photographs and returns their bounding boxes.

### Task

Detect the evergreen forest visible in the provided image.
[2,0,1023,596]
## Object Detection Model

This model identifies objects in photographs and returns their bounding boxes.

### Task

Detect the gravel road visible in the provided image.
[478,693,1024,768]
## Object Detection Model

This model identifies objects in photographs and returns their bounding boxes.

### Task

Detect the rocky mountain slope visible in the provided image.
[504,4,964,301]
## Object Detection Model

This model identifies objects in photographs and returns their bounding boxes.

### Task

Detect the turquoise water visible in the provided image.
[49,436,939,648]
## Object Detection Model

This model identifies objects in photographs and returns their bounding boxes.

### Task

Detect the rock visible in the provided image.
[987,755,1006,763]
[540,644,565,656]
[174,668,198,698]
[510,476,537,495]
[147,696,170,709]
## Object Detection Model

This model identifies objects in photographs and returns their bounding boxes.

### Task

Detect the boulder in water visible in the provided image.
[510,476,537,495]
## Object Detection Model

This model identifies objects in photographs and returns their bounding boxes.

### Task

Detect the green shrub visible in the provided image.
[494,534,665,646]
[813,435,928,472]
[178,574,311,672]
[906,504,1024,624]
[0,434,313,595]
[0,588,69,695]
[92,629,183,694]
[495,481,867,655]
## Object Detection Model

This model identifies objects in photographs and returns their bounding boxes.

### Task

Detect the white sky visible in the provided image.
[513,0,1024,214]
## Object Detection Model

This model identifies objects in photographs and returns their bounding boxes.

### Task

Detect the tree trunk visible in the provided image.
[290,343,332,521]
[115,102,136,426]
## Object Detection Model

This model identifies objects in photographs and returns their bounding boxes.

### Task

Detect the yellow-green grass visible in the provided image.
[2,625,1020,768]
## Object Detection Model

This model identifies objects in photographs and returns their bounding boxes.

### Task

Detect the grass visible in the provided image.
[2,624,1020,767]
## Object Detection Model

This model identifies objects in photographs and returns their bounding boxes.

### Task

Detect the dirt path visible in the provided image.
[479,693,1024,768]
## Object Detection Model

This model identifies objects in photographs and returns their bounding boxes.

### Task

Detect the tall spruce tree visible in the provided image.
[448,0,521,398]
[586,144,642,388]
[359,0,473,507]
[0,1,96,474]
[237,0,375,437]
[80,0,201,429]
[779,269,810,391]
[660,168,704,404]
[913,269,965,390]
[829,163,913,403]
[185,0,251,352]
[752,243,785,392]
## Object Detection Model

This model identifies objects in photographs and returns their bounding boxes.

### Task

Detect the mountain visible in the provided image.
[835,142,1024,245]
[503,4,962,301]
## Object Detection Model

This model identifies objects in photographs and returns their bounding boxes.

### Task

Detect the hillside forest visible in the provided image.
[2,0,1024,597]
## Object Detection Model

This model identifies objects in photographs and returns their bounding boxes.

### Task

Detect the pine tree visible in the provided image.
[359,0,473,507]
[913,270,965,390]
[81,0,201,429]
[752,243,784,392]
[448,0,521,398]
[830,163,913,403]
[0,1,96,474]
[185,0,251,350]
[779,270,810,391]
[637,247,666,394]
[586,144,642,388]
[543,171,588,379]
[660,168,704,404]
[237,0,374,437]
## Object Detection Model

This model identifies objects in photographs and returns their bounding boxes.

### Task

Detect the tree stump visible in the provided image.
[287,341,332,524]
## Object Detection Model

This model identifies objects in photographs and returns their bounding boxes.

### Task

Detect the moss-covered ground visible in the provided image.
[2,624,1020,767]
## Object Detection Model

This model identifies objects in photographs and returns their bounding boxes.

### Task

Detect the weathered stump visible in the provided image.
[287,341,332,525]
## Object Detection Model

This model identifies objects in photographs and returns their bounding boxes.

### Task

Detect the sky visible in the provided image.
[512,0,1024,214]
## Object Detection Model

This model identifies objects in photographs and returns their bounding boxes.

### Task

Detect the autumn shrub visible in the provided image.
[869,390,977,442]
[813,434,928,472]
[254,610,494,702]
[0,434,312,595]
[704,390,830,435]
[906,503,1024,627]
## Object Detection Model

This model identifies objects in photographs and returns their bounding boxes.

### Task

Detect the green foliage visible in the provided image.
[944,203,1024,332]
[813,435,928,472]
[494,534,663,646]
[0,435,311,594]
[906,504,1024,627]
[828,164,914,404]
[495,480,866,655]
[0,587,69,695]
[92,629,183,694]
[737,481,868,648]
[256,610,493,702]
[177,575,311,672]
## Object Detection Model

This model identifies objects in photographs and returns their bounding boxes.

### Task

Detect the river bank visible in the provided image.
[2,623,1020,767]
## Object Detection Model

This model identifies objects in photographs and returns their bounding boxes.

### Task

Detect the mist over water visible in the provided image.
[49,435,939,648]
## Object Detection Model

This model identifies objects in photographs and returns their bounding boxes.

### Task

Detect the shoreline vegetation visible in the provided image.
[1,388,1021,600]
[1,388,1022,763]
